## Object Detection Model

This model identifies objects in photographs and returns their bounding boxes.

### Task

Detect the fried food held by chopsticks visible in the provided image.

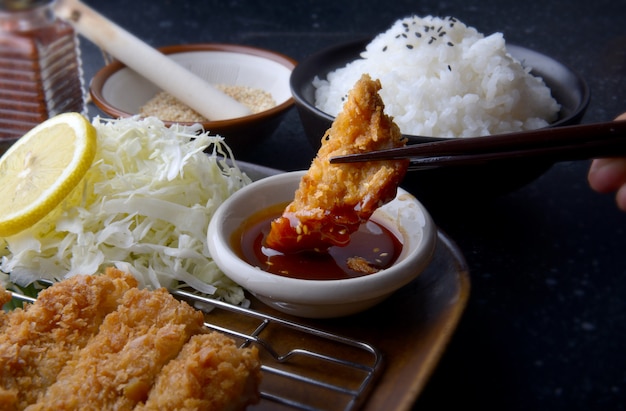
[265,74,409,253]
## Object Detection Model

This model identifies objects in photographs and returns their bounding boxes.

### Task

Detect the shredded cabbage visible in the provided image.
[0,116,252,305]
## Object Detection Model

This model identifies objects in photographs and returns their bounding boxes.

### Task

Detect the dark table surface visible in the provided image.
[81,1,626,410]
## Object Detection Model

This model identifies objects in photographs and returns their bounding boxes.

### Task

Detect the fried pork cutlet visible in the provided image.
[0,268,138,411]
[27,287,205,411]
[0,285,12,332]
[136,332,262,411]
[0,285,10,307]
[265,74,409,253]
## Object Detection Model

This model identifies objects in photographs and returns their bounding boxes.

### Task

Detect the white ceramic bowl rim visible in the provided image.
[101,50,293,115]
[89,44,297,132]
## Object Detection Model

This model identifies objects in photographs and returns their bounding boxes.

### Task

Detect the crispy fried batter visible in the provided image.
[0,268,138,410]
[0,285,14,406]
[136,332,262,411]
[346,256,381,274]
[1,270,262,411]
[0,285,12,332]
[265,74,409,253]
[27,287,205,411]
[0,286,11,307]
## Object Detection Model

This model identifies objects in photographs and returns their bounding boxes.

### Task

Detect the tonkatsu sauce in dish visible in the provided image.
[232,203,403,280]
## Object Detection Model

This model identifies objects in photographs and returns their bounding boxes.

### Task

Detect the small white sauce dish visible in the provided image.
[207,171,437,318]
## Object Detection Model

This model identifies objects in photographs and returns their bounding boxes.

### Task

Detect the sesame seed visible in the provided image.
[139,85,275,122]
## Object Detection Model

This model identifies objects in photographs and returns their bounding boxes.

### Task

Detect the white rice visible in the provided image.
[313,15,560,137]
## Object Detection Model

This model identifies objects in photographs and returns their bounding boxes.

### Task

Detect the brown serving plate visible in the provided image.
[201,162,471,410]
[193,229,469,410]
[6,162,469,410]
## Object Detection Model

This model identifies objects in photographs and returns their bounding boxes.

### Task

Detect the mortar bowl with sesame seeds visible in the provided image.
[290,36,589,200]
[207,171,437,319]
[89,43,297,154]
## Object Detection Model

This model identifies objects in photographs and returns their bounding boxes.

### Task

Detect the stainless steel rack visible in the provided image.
[7,287,384,411]
[172,289,384,411]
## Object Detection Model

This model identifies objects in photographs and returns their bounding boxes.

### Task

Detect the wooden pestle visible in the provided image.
[54,0,252,121]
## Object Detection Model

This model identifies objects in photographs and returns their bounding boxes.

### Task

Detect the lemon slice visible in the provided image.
[0,113,97,237]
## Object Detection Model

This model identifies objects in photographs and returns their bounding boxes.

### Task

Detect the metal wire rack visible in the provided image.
[7,287,384,411]
[172,289,384,411]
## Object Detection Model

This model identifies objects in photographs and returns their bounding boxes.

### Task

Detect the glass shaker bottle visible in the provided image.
[0,0,85,143]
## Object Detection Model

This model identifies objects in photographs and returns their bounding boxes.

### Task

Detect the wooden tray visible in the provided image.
[183,228,469,411]
[5,162,470,411]
[254,231,468,410]
[221,161,472,410]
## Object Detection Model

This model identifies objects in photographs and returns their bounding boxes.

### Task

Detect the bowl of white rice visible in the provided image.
[290,15,589,198]
[90,43,297,154]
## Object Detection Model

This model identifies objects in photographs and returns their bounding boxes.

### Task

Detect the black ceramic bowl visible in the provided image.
[290,38,590,201]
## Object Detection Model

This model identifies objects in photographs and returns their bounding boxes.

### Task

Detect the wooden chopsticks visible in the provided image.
[329,120,626,170]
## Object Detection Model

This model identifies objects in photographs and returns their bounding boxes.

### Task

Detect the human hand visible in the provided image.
[587,113,626,211]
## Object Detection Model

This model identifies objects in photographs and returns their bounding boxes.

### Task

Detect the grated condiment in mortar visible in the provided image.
[139,85,276,122]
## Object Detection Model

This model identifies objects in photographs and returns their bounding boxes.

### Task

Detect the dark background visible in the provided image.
[81,1,626,410]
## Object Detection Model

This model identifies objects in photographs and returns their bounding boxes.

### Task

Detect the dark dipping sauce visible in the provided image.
[231,203,403,280]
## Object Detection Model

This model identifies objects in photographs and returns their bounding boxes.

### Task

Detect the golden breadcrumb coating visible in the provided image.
[136,332,262,411]
[0,285,14,405]
[0,268,137,410]
[0,285,11,307]
[27,287,205,411]
[1,269,262,411]
[265,74,408,253]
[0,285,12,332]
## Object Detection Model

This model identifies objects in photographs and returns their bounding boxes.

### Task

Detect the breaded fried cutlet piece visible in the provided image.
[266,74,409,253]
[0,268,138,410]
[0,285,12,331]
[27,287,205,411]
[0,284,13,398]
[136,332,262,411]
[0,285,11,307]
